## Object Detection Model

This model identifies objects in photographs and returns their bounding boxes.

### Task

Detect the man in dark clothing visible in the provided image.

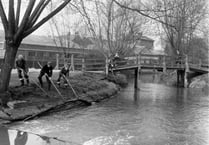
[57,63,69,87]
[38,61,53,90]
[16,54,29,86]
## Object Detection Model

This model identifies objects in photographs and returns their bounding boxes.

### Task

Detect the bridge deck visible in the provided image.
[112,64,185,71]
[110,54,209,74]
[112,64,209,74]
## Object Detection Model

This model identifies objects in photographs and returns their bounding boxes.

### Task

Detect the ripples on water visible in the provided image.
[8,75,209,145]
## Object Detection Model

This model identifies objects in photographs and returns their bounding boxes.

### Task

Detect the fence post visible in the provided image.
[138,54,141,69]
[70,54,75,71]
[55,54,59,70]
[162,55,166,73]
[105,57,109,75]
[82,58,85,72]
[199,59,202,68]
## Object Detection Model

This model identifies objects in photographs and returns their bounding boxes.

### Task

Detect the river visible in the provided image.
[2,74,209,145]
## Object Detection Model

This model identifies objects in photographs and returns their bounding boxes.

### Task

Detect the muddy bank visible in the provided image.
[0,72,126,124]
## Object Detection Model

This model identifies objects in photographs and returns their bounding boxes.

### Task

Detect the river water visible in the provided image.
[4,74,209,145]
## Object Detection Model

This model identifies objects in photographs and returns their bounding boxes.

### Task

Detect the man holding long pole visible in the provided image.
[56,63,69,88]
[38,61,53,91]
[16,54,30,86]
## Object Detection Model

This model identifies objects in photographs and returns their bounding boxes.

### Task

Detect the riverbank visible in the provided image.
[160,71,209,90]
[0,71,126,124]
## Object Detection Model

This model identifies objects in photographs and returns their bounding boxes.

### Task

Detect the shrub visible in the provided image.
[107,73,128,87]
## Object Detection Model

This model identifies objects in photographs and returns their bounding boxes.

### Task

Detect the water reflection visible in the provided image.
[0,126,65,145]
[15,131,28,145]
[133,89,139,103]
[0,126,10,145]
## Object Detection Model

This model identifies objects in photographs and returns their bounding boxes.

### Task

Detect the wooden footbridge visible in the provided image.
[110,54,209,88]
[36,52,208,88]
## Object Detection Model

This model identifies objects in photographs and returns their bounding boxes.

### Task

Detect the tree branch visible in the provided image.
[0,0,9,32]
[112,0,176,29]
[15,0,21,31]
[27,0,50,29]
[8,0,15,35]
[14,0,36,42]
[23,0,72,38]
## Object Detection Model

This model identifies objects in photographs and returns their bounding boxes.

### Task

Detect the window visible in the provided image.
[49,52,56,58]
[28,51,35,57]
[37,52,43,58]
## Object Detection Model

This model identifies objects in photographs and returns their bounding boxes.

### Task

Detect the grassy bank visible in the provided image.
[0,71,127,124]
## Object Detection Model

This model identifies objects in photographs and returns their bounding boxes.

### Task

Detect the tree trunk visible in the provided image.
[0,41,19,93]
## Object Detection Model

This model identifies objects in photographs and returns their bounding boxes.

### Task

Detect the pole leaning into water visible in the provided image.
[37,62,65,100]
[62,74,80,99]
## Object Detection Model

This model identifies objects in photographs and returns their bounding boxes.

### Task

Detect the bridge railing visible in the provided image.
[188,55,209,69]
[108,54,208,71]
[165,55,185,68]
[124,54,186,68]
[125,54,164,67]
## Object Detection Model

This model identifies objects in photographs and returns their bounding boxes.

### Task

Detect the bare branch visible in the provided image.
[27,0,50,29]
[23,0,72,38]
[0,0,8,32]
[112,0,176,29]
[14,0,36,42]
[15,0,21,31]
[8,0,15,35]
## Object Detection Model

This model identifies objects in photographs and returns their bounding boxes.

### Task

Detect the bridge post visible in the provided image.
[134,54,141,89]
[134,67,139,89]
[71,54,75,71]
[177,70,180,85]
[184,55,189,87]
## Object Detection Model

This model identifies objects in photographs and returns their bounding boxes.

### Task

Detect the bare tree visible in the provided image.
[0,0,72,92]
[151,0,207,56]
[71,0,146,58]
[48,2,76,63]
[113,0,208,57]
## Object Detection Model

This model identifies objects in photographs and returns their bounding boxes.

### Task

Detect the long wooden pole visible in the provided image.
[37,62,64,100]
[62,74,79,99]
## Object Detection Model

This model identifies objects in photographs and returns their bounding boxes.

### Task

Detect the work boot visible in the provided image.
[48,84,51,91]
[57,81,60,87]
[20,80,24,86]
[64,83,68,88]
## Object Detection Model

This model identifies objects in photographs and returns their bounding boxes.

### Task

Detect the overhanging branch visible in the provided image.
[0,0,9,32]
[23,0,72,38]
[112,0,176,29]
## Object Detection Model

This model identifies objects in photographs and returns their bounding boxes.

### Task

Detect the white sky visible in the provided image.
[0,0,208,51]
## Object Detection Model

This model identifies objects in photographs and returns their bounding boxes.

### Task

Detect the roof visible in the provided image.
[72,35,93,48]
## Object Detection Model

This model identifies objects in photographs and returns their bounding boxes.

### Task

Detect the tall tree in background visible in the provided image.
[48,1,77,63]
[113,0,208,57]
[0,0,72,93]
[151,0,207,56]
[71,0,146,58]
